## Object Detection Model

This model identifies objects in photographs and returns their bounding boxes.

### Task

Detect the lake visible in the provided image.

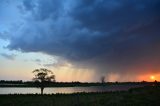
[0,84,144,94]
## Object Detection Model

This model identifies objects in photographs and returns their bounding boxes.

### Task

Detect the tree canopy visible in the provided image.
[32,68,55,94]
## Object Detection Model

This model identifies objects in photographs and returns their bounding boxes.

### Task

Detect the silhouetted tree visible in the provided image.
[101,76,105,83]
[154,80,158,86]
[32,68,55,94]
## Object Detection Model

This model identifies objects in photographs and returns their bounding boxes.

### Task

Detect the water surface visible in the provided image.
[0,85,144,94]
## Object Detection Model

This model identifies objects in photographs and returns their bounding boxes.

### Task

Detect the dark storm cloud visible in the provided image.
[0,31,10,40]
[5,0,160,74]
[0,53,16,60]
[22,0,63,20]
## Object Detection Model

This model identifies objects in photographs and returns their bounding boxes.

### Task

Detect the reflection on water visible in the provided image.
[0,85,144,94]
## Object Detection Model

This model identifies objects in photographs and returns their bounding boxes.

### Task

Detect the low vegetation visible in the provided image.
[0,86,160,106]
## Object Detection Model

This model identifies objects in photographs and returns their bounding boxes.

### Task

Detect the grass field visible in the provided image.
[0,86,160,106]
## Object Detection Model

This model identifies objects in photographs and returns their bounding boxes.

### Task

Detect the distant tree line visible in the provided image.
[0,80,23,84]
[0,80,159,87]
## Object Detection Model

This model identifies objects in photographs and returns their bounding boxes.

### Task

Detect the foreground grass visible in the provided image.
[0,86,160,106]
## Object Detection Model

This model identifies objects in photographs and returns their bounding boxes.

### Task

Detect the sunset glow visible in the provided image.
[150,75,155,80]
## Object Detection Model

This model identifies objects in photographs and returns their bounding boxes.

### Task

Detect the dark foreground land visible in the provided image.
[0,86,160,106]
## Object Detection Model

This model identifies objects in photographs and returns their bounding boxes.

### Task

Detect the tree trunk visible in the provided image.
[41,87,44,95]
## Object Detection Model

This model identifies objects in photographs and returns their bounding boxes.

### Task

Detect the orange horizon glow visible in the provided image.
[150,75,155,80]
[138,73,160,82]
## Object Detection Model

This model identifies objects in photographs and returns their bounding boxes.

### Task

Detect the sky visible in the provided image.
[0,0,160,82]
